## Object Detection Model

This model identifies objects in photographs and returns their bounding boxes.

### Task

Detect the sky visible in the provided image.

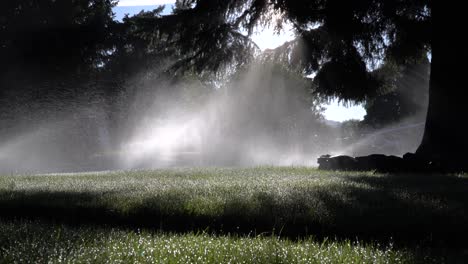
[114,1,367,122]
[117,0,175,6]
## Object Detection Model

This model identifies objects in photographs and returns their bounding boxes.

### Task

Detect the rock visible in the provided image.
[318,154,405,172]
[355,154,404,172]
[318,155,357,171]
[319,152,467,172]
[402,152,429,171]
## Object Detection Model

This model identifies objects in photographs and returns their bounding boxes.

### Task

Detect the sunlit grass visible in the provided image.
[1,167,467,239]
[0,220,431,264]
[1,167,467,263]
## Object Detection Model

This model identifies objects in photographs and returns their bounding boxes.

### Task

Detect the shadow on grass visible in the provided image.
[1,173,468,249]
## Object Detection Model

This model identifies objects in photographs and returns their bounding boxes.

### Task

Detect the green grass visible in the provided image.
[1,167,467,240]
[0,220,434,264]
[1,167,468,262]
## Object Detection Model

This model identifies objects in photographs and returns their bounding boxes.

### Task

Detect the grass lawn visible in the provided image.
[1,167,467,263]
[0,220,426,264]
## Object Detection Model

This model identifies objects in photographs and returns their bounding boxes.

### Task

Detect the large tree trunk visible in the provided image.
[415,2,468,168]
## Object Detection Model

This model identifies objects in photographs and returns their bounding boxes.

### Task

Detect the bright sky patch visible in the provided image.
[323,99,366,122]
[117,0,175,6]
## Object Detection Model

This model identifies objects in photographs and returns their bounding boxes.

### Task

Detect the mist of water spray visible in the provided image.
[0,60,428,174]
[332,61,430,158]
[118,62,329,169]
[0,94,114,174]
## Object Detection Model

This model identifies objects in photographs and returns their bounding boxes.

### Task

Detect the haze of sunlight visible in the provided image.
[114,2,367,122]
[0,2,425,175]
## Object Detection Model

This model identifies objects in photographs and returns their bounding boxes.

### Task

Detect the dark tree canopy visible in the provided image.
[154,0,468,170]
[363,59,429,128]
[0,0,117,130]
[153,0,430,102]
[0,0,116,74]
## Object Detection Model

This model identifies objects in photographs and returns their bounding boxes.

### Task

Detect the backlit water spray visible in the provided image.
[118,62,330,169]
[0,61,427,174]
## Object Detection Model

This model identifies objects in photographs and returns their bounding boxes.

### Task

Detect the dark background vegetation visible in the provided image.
[0,0,434,173]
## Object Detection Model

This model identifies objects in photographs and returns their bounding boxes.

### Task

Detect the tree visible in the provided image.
[0,0,117,116]
[152,0,468,170]
[0,0,116,74]
[363,59,429,128]
[0,0,118,171]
